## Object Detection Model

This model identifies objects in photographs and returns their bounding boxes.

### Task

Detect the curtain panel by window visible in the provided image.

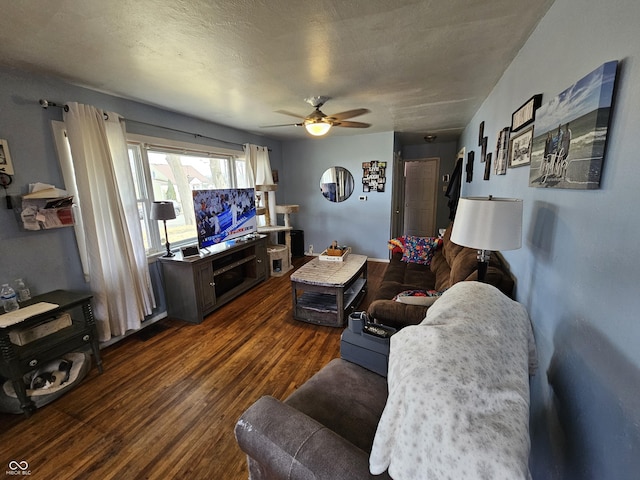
[63,102,156,341]
[244,144,276,225]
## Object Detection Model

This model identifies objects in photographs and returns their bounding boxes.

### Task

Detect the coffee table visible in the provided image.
[290,254,368,327]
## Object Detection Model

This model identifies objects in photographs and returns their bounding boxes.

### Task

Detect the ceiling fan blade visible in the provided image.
[333,120,371,128]
[275,110,306,119]
[328,108,370,121]
[260,122,303,128]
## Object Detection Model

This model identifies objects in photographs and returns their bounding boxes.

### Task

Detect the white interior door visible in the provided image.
[403,159,439,237]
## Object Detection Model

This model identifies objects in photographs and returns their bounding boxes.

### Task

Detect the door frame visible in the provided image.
[391,156,440,239]
[391,152,404,239]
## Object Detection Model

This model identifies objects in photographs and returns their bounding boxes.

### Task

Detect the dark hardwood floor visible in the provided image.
[0,257,386,479]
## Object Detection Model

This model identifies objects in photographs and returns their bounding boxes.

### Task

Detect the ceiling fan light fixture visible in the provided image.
[305,121,332,136]
[265,98,369,135]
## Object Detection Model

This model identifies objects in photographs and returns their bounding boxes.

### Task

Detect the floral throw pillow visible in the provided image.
[400,236,442,265]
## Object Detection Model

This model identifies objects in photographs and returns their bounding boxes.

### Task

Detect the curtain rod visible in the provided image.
[123,118,248,149]
[39,99,256,150]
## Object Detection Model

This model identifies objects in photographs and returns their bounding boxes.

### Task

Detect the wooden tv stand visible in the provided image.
[159,235,268,324]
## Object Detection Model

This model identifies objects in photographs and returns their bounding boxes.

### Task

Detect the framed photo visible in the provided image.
[480,136,488,163]
[0,139,14,175]
[509,127,534,168]
[494,127,510,175]
[478,121,485,146]
[466,151,474,183]
[362,160,386,192]
[511,94,542,132]
[484,153,492,180]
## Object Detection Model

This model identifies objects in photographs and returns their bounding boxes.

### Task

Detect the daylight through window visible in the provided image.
[127,136,249,254]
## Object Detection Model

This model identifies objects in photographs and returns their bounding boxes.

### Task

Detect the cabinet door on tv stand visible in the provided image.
[255,239,268,280]
[195,261,216,316]
[162,259,213,324]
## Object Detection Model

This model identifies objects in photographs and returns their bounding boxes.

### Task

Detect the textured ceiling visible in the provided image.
[0,0,554,143]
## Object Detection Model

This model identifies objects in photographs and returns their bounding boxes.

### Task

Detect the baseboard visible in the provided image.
[368,257,390,263]
[99,311,168,349]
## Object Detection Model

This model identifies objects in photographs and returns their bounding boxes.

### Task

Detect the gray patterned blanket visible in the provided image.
[370,281,536,479]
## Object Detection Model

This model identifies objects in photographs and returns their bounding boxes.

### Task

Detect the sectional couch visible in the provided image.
[367,223,515,329]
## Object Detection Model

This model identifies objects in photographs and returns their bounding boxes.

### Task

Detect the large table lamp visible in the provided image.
[450,196,523,282]
[150,201,176,257]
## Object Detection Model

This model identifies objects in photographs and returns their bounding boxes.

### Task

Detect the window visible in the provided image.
[127,135,249,255]
[51,123,250,257]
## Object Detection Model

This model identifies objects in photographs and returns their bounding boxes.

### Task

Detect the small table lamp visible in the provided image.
[150,201,176,257]
[450,196,523,282]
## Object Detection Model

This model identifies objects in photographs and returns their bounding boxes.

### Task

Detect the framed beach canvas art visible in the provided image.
[529,60,618,189]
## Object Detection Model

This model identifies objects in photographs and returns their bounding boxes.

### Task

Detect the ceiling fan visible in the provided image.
[263,96,370,136]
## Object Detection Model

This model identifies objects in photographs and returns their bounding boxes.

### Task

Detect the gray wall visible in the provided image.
[456,0,640,477]
[281,132,395,260]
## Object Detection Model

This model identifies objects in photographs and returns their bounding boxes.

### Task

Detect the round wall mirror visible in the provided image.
[319,167,354,203]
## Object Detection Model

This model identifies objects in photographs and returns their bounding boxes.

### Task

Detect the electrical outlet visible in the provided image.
[359,195,367,201]
[309,244,313,255]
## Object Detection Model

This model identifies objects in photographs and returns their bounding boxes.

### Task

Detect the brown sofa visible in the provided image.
[367,223,515,329]
[235,358,392,480]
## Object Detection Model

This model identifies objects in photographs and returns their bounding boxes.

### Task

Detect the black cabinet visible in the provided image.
[279,229,304,257]
[0,290,103,416]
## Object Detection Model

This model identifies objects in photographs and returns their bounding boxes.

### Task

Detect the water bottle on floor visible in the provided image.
[1,283,20,313]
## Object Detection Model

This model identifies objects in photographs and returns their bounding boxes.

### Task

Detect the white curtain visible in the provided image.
[244,144,276,225]
[63,102,156,341]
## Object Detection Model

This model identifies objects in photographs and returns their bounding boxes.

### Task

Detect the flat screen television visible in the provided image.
[193,188,257,249]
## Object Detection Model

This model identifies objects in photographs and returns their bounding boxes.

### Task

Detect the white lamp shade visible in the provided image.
[150,201,176,221]
[450,197,523,251]
[305,121,332,136]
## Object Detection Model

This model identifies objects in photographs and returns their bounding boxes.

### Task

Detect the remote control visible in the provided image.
[363,324,394,338]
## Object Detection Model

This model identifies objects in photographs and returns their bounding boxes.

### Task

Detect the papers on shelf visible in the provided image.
[20,183,74,230]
